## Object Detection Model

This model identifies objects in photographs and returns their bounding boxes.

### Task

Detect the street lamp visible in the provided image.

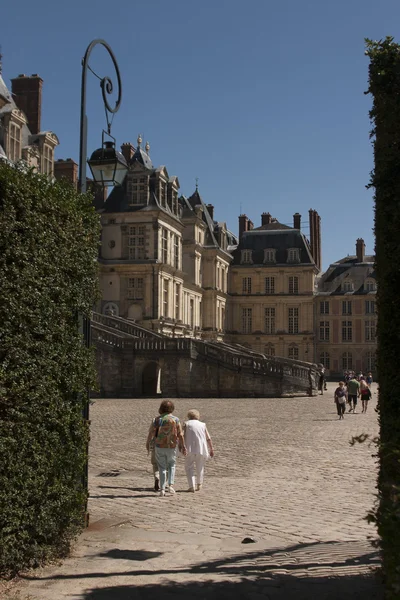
[78,39,127,526]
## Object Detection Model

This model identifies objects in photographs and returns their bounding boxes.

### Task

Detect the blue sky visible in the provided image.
[1,0,398,269]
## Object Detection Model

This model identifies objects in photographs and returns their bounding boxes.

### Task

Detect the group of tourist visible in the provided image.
[145,400,214,497]
[334,372,373,419]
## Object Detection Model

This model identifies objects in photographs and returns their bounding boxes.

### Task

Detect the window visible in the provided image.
[128,226,146,259]
[163,279,169,317]
[342,320,352,342]
[265,277,275,294]
[320,352,330,369]
[173,235,180,269]
[242,308,252,333]
[241,250,252,264]
[9,123,21,162]
[288,276,299,295]
[342,280,354,292]
[189,298,194,327]
[365,279,376,292]
[365,300,376,314]
[264,344,275,357]
[342,300,352,315]
[287,248,300,263]
[288,345,299,360]
[288,307,299,334]
[264,249,276,263]
[175,284,180,320]
[43,144,53,175]
[221,306,225,330]
[365,350,376,372]
[161,228,168,263]
[365,320,376,341]
[264,307,276,334]
[342,352,353,371]
[320,301,329,315]
[242,277,252,294]
[319,321,330,341]
[216,264,220,289]
[127,277,144,299]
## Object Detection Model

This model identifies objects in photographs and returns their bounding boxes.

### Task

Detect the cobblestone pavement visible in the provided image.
[5,383,383,599]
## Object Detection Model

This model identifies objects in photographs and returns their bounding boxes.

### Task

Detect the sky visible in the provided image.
[1,0,398,270]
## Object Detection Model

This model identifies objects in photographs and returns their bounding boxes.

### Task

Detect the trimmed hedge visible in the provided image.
[366,37,400,598]
[0,163,99,577]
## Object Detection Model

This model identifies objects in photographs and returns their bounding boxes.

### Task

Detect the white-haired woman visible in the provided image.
[184,409,214,492]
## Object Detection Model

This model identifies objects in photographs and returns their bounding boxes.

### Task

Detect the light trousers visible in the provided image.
[185,453,207,489]
[155,447,177,491]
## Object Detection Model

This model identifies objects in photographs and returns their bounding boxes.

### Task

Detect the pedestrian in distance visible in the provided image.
[347,374,360,413]
[359,378,372,413]
[366,372,373,387]
[146,400,187,497]
[317,364,326,395]
[183,410,214,492]
[334,381,348,419]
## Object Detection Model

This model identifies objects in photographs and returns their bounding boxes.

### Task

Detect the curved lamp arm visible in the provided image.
[79,39,122,192]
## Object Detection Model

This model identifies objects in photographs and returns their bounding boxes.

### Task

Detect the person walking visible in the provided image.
[347,374,360,413]
[146,400,186,497]
[366,372,373,387]
[184,410,214,492]
[360,378,372,413]
[334,381,348,419]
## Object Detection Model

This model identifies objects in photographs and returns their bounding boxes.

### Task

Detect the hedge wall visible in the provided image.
[366,37,400,598]
[0,163,99,577]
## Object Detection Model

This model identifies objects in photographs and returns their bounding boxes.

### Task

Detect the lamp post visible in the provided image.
[78,39,128,525]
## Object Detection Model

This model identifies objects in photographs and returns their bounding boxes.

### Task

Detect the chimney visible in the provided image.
[356,238,365,263]
[238,214,249,240]
[316,212,322,270]
[121,142,135,163]
[293,212,301,230]
[261,212,272,226]
[54,159,78,189]
[11,74,43,134]
[206,204,214,220]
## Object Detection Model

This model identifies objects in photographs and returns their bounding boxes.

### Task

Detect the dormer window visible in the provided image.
[264,248,276,263]
[287,248,300,263]
[127,176,148,205]
[241,249,253,264]
[42,144,53,175]
[9,123,21,162]
[365,279,376,292]
[342,280,354,292]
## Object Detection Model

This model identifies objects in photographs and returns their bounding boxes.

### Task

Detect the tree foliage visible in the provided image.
[0,163,99,577]
[366,36,400,599]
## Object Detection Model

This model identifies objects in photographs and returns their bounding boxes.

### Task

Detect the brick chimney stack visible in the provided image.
[206,204,214,219]
[309,208,322,270]
[293,212,301,230]
[121,142,135,163]
[356,238,365,263]
[261,212,272,226]
[11,74,43,134]
[54,159,78,189]
[239,214,249,240]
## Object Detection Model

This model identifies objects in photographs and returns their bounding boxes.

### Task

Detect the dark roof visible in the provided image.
[318,255,376,294]
[185,189,219,247]
[129,147,153,170]
[252,221,292,231]
[231,227,315,265]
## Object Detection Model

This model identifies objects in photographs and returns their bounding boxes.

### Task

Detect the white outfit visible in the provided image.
[184,420,210,489]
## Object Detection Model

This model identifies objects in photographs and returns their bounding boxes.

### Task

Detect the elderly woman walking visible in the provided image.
[146,400,186,497]
[184,410,214,492]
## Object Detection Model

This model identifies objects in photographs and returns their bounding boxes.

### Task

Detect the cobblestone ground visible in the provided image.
[6,383,383,600]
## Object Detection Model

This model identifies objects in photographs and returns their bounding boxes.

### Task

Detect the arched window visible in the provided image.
[365,279,376,292]
[103,302,119,317]
[320,352,330,369]
[342,352,353,371]
[342,280,354,292]
[365,351,376,372]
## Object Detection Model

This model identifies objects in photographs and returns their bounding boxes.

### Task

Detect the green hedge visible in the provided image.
[0,163,99,577]
[366,37,400,599]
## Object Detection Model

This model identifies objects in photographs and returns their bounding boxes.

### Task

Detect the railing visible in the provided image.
[92,312,163,339]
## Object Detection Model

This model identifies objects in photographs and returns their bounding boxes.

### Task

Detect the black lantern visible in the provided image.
[88,138,128,187]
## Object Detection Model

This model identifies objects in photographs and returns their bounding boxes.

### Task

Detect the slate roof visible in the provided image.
[184,189,219,247]
[317,254,376,295]
[0,74,31,151]
[129,147,153,170]
[231,224,315,265]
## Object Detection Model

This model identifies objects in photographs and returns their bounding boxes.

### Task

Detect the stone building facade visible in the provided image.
[98,136,236,340]
[226,210,321,362]
[0,68,58,171]
[315,238,376,378]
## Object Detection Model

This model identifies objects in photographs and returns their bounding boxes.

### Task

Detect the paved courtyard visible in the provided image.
[5,383,383,599]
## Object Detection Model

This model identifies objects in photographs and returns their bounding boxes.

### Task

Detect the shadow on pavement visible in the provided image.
[97,549,163,561]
